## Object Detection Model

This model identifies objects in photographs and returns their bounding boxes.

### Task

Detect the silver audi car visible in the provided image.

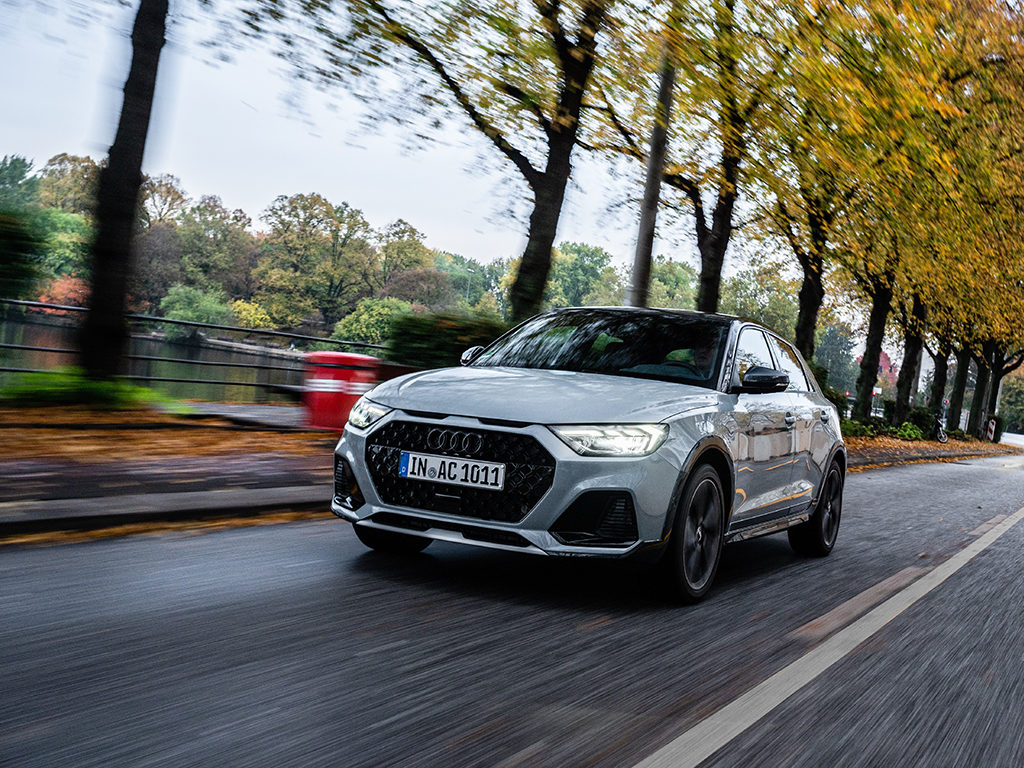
[332,307,845,601]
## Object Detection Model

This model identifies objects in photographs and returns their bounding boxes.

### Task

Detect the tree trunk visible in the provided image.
[928,340,951,421]
[696,240,726,313]
[794,250,824,360]
[79,0,168,379]
[694,161,738,315]
[988,368,1004,419]
[967,348,992,437]
[907,344,923,406]
[946,346,971,432]
[628,55,676,308]
[852,282,893,422]
[894,294,926,425]
[509,141,574,321]
[987,347,1007,417]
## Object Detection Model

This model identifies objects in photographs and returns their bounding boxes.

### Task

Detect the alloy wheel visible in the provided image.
[682,477,723,591]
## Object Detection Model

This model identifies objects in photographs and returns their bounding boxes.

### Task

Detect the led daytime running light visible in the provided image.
[347,398,391,430]
[551,424,668,456]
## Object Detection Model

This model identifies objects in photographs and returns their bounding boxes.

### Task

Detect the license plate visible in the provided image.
[398,451,505,491]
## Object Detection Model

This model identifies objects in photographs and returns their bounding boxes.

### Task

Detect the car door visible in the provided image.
[767,334,817,511]
[726,327,796,526]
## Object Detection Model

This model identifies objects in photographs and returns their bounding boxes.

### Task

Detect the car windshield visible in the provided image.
[473,309,730,388]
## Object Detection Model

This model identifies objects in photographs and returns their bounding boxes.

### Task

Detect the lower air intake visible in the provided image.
[550,491,638,546]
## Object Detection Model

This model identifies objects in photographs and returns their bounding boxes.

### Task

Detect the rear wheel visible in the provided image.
[662,464,725,603]
[353,523,431,554]
[789,461,843,557]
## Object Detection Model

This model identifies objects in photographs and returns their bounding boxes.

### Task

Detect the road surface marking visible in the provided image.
[634,504,1024,768]
[969,513,1008,537]
[787,565,931,643]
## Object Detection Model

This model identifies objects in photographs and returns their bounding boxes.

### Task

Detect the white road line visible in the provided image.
[634,504,1024,768]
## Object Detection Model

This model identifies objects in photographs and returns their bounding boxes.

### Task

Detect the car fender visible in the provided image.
[659,436,736,542]
[813,442,848,506]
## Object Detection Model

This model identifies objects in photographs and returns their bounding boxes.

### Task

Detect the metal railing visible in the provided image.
[0,298,388,399]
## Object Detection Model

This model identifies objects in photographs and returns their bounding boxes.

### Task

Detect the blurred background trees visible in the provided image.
[4,0,1024,434]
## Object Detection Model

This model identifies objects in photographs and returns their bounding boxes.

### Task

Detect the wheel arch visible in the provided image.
[661,437,736,540]
[814,444,847,506]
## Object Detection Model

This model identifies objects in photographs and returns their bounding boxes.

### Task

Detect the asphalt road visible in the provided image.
[3,454,1024,768]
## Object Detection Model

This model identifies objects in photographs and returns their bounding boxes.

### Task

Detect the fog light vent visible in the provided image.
[550,491,638,546]
[334,456,364,511]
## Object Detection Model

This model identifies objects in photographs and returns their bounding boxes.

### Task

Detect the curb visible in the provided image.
[848,447,1021,470]
[0,484,334,536]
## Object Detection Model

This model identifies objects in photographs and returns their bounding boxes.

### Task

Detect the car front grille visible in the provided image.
[364,420,555,523]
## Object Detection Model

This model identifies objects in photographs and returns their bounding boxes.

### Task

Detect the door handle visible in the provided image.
[820,410,830,422]
[784,413,796,427]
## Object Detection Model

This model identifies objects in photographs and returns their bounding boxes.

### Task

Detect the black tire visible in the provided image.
[936,427,948,444]
[662,464,725,603]
[789,461,843,557]
[353,523,431,554]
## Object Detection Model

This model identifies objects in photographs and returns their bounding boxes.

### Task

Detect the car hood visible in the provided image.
[367,366,719,424]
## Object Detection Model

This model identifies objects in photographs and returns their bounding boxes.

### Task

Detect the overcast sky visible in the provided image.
[0,1,674,268]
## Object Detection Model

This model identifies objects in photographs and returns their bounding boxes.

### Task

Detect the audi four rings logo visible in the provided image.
[426,428,484,455]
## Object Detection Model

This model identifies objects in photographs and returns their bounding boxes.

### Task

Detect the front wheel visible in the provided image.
[353,523,431,554]
[789,461,843,557]
[936,426,949,444]
[662,464,725,603]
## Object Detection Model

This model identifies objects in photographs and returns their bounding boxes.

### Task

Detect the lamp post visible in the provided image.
[465,268,475,304]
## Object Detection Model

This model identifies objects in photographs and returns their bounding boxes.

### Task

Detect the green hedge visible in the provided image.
[894,421,924,441]
[908,406,933,435]
[387,313,510,369]
[0,368,179,410]
[841,419,874,438]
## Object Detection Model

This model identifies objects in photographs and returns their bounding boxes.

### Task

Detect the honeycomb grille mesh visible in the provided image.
[365,420,555,523]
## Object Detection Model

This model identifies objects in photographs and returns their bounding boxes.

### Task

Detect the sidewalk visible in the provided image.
[0,404,336,536]
[175,402,311,430]
[1,406,1020,539]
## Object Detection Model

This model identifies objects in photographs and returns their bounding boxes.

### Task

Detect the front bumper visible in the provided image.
[332,411,684,558]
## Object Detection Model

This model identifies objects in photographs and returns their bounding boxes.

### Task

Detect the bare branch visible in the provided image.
[532,0,571,74]
[774,197,809,266]
[498,81,552,137]
[366,0,542,189]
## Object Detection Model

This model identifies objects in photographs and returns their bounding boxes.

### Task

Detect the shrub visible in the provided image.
[861,416,893,436]
[908,406,933,435]
[159,284,233,338]
[0,210,43,299]
[894,421,924,441]
[0,367,177,409]
[331,297,412,348]
[388,312,510,369]
[882,399,896,425]
[809,362,849,418]
[841,419,874,438]
[231,300,273,329]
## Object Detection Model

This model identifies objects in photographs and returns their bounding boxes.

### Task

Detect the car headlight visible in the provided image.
[549,424,669,457]
[347,397,392,430]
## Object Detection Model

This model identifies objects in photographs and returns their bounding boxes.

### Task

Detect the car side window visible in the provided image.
[769,337,810,392]
[734,328,775,380]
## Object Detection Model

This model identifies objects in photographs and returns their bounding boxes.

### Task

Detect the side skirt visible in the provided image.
[725,508,812,543]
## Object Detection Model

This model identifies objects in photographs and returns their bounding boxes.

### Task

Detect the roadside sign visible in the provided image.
[987,418,997,441]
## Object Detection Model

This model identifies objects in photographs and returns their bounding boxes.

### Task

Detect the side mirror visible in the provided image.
[739,366,789,393]
[460,345,485,366]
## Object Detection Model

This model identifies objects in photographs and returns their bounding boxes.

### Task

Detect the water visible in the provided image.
[0,313,307,404]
